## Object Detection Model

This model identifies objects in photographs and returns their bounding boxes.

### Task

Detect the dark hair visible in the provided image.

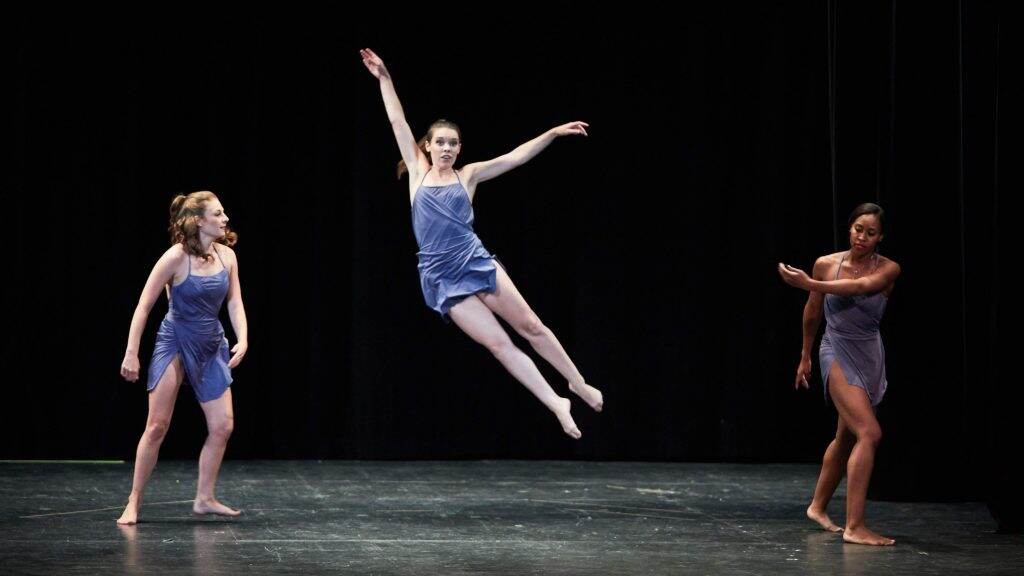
[847,203,885,233]
[396,119,462,179]
[168,191,238,263]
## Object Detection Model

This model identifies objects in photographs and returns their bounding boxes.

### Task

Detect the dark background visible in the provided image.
[4,2,1009,501]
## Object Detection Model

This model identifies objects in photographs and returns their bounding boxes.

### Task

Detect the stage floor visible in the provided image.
[2,461,1021,575]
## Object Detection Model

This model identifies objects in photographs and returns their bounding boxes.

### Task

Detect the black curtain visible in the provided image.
[4,2,1006,501]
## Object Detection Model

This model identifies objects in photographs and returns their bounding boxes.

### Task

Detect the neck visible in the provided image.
[848,249,875,264]
[198,234,216,253]
[434,166,455,178]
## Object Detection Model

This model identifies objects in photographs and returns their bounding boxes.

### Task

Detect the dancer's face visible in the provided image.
[848,214,882,256]
[197,198,230,241]
[426,127,461,170]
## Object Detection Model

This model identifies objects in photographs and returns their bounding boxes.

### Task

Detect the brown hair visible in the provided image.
[168,191,237,263]
[396,119,461,179]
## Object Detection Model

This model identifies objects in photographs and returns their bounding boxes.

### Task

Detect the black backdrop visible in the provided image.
[4,2,1009,501]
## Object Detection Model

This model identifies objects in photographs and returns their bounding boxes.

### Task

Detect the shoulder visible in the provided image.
[409,164,430,186]
[215,243,238,265]
[877,254,900,276]
[812,252,843,278]
[161,243,188,263]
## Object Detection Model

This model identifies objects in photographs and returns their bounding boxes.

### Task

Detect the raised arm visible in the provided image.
[462,121,589,188]
[360,48,425,178]
[120,246,185,382]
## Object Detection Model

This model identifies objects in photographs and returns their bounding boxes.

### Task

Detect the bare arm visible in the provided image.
[120,246,184,382]
[778,259,900,297]
[222,247,248,369]
[360,48,425,178]
[462,121,589,188]
[794,258,829,389]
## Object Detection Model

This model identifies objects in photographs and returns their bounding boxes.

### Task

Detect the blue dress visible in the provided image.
[819,253,889,406]
[411,170,498,317]
[147,246,233,402]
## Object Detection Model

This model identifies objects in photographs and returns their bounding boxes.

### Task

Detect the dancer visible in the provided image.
[117,191,247,524]
[360,48,602,439]
[778,202,900,546]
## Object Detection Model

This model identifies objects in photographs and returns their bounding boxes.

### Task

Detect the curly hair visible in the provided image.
[168,191,237,263]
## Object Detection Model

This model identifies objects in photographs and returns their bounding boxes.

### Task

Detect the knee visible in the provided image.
[144,420,170,443]
[209,416,234,441]
[857,425,882,446]
[516,314,547,339]
[485,339,517,361]
[836,430,856,452]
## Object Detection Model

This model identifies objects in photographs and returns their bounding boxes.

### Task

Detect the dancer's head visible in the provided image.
[168,191,237,262]
[847,203,885,256]
[397,119,462,178]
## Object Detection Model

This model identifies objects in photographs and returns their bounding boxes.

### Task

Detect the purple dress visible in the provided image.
[147,246,233,402]
[819,253,889,406]
[411,170,497,317]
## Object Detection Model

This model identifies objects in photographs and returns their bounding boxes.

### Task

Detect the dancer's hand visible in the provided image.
[778,263,812,290]
[795,356,812,389]
[550,121,589,137]
[360,48,391,81]
[228,341,248,369]
[120,354,140,382]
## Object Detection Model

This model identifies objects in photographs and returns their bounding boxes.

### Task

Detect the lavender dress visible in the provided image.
[819,253,889,406]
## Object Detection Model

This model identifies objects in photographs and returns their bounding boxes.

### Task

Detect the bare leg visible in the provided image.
[807,415,854,532]
[193,388,240,517]
[117,356,184,525]
[828,363,894,545]
[449,295,581,439]
[478,264,603,411]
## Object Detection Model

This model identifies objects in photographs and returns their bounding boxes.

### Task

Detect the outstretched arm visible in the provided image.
[463,121,589,188]
[360,48,424,176]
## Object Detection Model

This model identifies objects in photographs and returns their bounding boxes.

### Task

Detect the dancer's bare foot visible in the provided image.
[193,498,241,517]
[843,525,895,546]
[116,495,141,525]
[553,397,582,439]
[806,505,843,533]
[569,379,603,412]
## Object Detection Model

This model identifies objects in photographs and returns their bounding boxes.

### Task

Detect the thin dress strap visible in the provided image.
[212,244,227,271]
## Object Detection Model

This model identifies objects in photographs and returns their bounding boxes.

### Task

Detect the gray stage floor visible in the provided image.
[1,461,1021,575]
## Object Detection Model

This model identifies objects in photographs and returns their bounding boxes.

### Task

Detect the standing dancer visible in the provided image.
[117,191,247,524]
[778,202,900,546]
[360,48,602,439]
